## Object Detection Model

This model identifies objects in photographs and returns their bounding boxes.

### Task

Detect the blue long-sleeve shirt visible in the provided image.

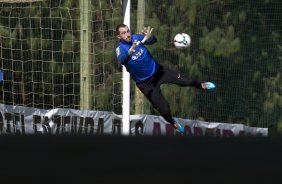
[115,34,158,83]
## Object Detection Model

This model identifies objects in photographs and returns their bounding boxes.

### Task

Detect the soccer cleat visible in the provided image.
[173,119,185,133]
[202,82,216,90]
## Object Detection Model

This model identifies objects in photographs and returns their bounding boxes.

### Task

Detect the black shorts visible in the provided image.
[136,65,202,115]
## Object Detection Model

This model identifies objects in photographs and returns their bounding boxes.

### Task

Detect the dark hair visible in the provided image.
[116,23,128,35]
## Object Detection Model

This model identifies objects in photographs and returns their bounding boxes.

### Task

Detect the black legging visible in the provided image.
[136,65,202,125]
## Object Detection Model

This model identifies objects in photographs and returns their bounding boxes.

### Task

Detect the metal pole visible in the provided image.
[80,0,92,110]
[122,0,131,135]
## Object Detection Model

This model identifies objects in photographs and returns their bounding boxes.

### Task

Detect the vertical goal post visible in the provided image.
[122,0,130,135]
[79,0,92,110]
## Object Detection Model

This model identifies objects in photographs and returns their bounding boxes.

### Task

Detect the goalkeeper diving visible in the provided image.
[115,23,216,133]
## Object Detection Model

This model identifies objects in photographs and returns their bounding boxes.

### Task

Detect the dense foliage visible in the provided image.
[138,0,281,132]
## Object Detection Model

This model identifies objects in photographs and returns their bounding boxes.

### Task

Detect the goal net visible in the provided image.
[0,0,123,113]
[0,0,281,133]
[131,0,281,131]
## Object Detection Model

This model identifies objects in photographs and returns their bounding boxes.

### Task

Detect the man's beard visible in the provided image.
[126,37,131,42]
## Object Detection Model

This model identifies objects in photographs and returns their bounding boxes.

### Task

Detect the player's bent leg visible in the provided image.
[162,112,184,134]
[160,67,201,88]
[148,90,185,134]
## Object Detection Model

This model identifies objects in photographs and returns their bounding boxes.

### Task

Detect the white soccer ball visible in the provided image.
[174,33,191,49]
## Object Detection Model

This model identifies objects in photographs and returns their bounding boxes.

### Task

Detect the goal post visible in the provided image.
[122,0,130,135]
[79,0,92,110]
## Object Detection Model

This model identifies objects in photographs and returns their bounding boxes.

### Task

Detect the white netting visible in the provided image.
[0,0,123,113]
